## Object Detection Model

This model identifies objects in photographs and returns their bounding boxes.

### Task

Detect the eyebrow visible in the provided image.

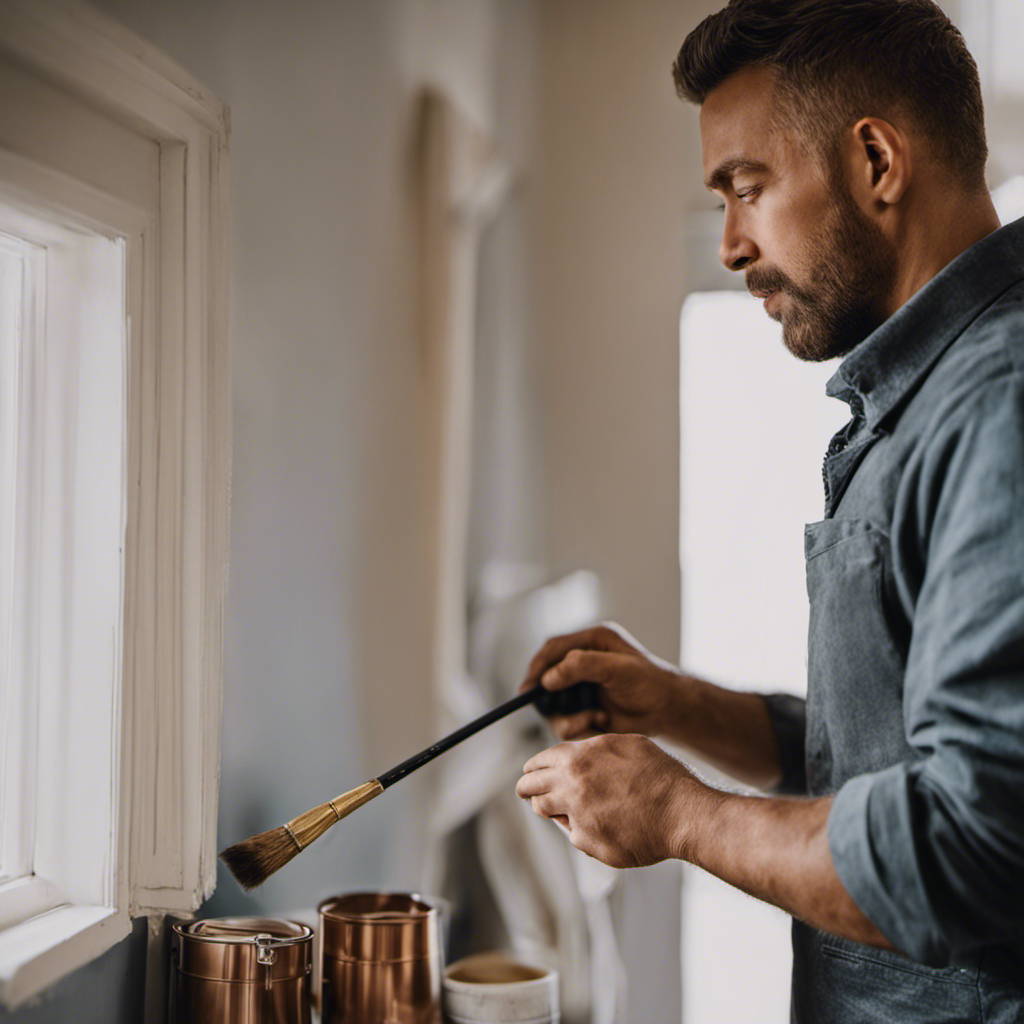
[704,157,770,193]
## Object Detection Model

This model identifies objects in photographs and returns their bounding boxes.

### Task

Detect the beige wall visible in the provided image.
[533,0,722,661]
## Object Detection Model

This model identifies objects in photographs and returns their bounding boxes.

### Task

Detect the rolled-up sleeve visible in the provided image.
[828,371,1024,966]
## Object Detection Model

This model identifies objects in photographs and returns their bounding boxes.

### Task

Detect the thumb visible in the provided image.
[541,650,634,691]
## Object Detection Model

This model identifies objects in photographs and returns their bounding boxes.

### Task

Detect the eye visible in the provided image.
[736,185,762,203]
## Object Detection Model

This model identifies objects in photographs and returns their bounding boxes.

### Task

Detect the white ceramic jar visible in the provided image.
[443,952,559,1024]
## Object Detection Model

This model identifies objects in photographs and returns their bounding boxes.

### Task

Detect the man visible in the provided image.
[516,1,1024,1021]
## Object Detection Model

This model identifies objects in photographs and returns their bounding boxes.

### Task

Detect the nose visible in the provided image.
[719,208,758,272]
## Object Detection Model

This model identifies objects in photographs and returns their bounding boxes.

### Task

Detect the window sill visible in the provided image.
[0,892,128,1010]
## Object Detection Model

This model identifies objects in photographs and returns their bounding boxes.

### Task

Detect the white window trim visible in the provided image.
[0,228,45,894]
[0,0,230,1009]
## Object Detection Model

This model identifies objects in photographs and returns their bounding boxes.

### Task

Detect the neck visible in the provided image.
[886,191,1001,317]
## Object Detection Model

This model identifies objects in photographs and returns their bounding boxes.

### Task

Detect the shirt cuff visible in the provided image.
[828,766,946,965]
[762,692,807,795]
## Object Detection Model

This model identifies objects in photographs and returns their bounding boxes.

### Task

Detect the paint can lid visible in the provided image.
[173,917,313,981]
[318,892,439,964]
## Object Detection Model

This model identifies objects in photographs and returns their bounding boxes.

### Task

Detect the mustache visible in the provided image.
[745,266,792,299]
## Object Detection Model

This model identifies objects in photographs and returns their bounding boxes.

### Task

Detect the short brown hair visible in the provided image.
[673,0,988,192]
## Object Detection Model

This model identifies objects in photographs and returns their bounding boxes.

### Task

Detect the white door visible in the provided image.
[679,292,846,1024]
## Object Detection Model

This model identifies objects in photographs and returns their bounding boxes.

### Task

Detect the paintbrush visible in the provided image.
[219,681,601,889]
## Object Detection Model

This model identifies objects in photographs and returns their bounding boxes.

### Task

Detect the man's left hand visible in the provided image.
[517,734,895,950]
[516,733,715,868]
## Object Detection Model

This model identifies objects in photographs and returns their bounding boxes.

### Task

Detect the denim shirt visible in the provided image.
[764,217,1024,1024]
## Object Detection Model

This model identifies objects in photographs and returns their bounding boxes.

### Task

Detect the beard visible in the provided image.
[746,182,899,362]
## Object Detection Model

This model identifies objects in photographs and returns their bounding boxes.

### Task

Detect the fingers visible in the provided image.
[517,767,569,826]
[528,793,563,820]
[540,649,635,692]
[516,742,615,857]
[517,766,572,831]
[547,709,609,740]
[519,624,629,693]
[516,768,549,798]
[521,745,571,774]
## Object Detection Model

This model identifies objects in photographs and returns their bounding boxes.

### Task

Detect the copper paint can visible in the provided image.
[171,917,313,1024]
[318,892,442,1024]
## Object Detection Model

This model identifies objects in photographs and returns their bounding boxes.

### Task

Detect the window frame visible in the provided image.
[0,0,230,1009]
[0,205,128,914]
[0,228,44,894]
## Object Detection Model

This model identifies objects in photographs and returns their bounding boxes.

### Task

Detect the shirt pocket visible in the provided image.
[816,933,981,1023]
[804,518,910,794]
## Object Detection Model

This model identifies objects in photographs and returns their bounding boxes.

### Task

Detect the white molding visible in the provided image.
[0,905,124,1010]
[0,0,228,140]
[0,229,43,891]
[0,145,151,240]
[0,0,230,1007]
[1,189,130,927]
[0,877,65,933]
[416,89,495,716]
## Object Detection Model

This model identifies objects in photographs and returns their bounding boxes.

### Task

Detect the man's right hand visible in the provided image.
[520,622,786,790]
[519,623,683,741]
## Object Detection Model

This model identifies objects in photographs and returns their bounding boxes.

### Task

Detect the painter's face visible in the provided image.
[700,67,897,362]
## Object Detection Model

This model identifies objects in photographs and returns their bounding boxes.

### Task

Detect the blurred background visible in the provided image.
[3,0,1024,1021]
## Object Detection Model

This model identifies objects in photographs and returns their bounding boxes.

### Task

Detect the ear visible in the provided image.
[847,117,911,207]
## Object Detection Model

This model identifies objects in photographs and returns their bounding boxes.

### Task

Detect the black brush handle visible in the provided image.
[377,681,603,790]
[532,680,602,718]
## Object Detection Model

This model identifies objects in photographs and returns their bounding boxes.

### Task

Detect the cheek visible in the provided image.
[762,186,836,267]
[771,213,817,268]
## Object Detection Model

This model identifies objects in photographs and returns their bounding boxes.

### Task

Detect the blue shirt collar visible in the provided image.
[826,216,1024,427]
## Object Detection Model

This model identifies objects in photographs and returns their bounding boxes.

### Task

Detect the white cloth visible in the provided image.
[424,568,625,1024]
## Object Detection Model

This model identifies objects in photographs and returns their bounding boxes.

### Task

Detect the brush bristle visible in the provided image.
[219,779,384,889]
[219,826,302,890]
